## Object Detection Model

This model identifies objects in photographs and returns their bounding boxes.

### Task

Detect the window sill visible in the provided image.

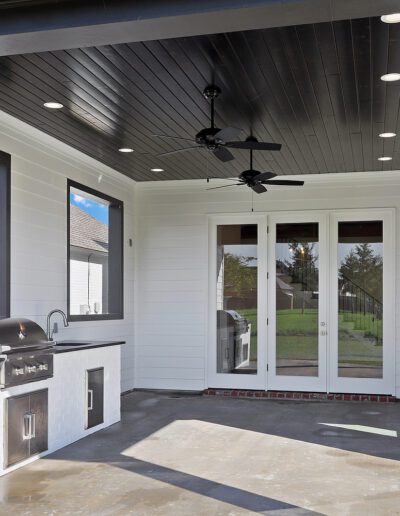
[67,313,124,322]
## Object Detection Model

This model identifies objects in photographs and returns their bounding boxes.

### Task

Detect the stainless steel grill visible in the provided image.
[0,318,54,388]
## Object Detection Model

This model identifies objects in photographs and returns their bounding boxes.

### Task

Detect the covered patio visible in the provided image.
[0,1,400,514]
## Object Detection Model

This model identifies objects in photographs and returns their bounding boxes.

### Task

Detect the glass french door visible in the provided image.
[209,210,395,395]
[208,215,267,389]
[267,213,329,392]
[328,210,395,395]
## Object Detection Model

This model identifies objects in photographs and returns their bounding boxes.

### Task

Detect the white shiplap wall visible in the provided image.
[0,110,136,393]
[135,173,400,396]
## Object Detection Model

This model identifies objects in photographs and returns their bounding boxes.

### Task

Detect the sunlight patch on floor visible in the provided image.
[121,419,400,514]
[319,423,398,437]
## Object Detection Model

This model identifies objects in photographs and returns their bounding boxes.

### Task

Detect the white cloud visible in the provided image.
[72,194,91,207]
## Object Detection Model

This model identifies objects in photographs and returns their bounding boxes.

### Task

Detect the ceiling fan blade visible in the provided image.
[251,183,267,194]
[256,171,277,181]
[213,147,235,162]
[207,176,239,182]
[157,146,200,157]
[207,183,242,190]
[226,140,282,151]
[214,127,243,143]
[264,180,304,186]
[153,133,193,142]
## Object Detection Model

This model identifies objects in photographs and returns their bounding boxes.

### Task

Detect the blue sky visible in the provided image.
[70,192,109,225]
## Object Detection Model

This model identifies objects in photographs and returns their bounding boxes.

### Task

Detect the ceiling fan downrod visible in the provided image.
[203,85,221,130]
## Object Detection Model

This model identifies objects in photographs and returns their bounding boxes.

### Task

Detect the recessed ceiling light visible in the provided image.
[118,148,134,153]
[378,156,392,161]
[151,168,164,172]
[379,132,396,138]
[43,102,63,109]
[381,13,400,23]
[381,73,400,82]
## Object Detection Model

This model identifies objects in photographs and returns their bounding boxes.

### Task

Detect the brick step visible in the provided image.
[203,389,396,402]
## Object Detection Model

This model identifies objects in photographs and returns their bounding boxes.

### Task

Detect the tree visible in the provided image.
[339,243,382,302]
[283,242,319,314]
[223,252,257,298]
[284,242,319,292]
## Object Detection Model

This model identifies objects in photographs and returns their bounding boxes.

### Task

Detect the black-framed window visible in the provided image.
[67,180,123,321]
[0,151,10,320]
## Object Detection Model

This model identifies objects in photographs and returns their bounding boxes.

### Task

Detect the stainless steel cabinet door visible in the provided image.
[86,368,104,429]
[6,394,30,467]
[29,389,48,456]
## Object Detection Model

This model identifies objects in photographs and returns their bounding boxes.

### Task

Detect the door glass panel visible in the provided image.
[276,223,319,376]
[216,225,257,374]
[338,221,383,378]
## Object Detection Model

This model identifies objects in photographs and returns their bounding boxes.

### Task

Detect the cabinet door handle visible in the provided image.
[23,413,35,439]
[88,389,94,411]
[30,412,36,439]
[23,413,31,440]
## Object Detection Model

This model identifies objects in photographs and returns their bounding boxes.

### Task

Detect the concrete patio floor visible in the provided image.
[1,392,400,515]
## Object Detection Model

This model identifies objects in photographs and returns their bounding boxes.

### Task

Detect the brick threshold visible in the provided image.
[203,389,397,403]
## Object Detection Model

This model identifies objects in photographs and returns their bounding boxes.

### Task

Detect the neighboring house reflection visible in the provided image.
[70,204,109,315]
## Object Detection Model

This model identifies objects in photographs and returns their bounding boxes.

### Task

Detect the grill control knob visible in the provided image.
[13,366,24,376]
[38,363,48,371]
[26,365,37,373]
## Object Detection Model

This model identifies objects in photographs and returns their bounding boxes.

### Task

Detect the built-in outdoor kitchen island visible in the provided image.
[0,318,123,475]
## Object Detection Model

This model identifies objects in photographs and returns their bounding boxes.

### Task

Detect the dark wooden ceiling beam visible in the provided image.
[0,0,399,56]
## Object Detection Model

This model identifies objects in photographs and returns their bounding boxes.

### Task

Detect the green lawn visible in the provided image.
[235,308,382,365]
[276,309,318,361]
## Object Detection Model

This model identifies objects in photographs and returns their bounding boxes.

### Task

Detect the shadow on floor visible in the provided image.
[110,456,318,514]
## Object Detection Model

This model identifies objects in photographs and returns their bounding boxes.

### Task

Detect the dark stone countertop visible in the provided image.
[52,340,125,354]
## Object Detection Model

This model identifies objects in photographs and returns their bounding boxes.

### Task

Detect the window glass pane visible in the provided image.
[338,221,383,378]
[69,187,109,316]
[216,225,257,374]
[276,223,319,376]
[68,183,123,319]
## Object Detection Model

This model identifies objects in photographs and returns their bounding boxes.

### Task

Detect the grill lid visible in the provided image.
[0,318,50,352]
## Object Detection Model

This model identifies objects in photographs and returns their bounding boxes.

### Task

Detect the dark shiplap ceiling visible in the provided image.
[0,16,399,181]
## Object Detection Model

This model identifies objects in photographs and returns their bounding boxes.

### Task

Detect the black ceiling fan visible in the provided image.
[153,85,282,162]
[207,137,304,193]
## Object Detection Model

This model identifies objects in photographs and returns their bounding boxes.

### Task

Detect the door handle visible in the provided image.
[23,413,35,439]
[88,389,94,411]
